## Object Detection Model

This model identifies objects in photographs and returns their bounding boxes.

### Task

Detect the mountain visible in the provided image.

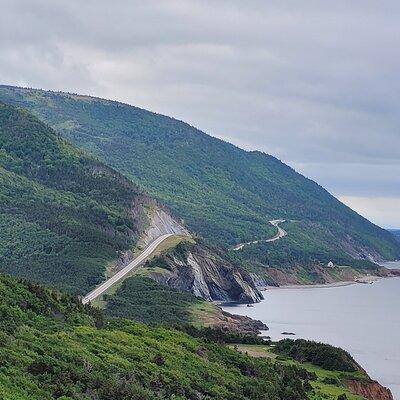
[0,102,151,294]
[0,85,398,273]
[0,101,260,302]
[0,89,395,400]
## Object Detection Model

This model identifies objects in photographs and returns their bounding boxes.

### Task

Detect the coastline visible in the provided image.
[215,275,386,307]
[221,276,400,399]
[263,275,382,290]
[265,281,355,290]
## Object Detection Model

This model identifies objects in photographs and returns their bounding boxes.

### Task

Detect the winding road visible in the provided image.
[82,233,174,304]
[232,219,287,251]
[83,220,287,303]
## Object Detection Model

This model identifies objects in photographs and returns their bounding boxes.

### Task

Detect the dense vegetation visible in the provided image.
[0,85,398,268]
[275,339,360,372]
[0,272,317,400]
[0,102,148,294]
[105,276,202,325]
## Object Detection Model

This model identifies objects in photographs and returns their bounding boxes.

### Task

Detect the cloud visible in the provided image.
[339,196,400,228]
[1,0,399,225]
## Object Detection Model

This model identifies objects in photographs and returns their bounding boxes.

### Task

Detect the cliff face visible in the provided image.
[145,242,263,303]
[346,379,394,400]
[138,207,190,247]
[194,307,268,334]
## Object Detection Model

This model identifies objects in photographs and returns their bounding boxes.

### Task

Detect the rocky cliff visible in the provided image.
[194,306,268,335]
[346,379,393,400]
[144,241,263,303]
[139,207,190,247]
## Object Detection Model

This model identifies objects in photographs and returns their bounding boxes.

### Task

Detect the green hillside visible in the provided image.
[0,272,314,400]
[0,85,399,267]
[0,102,149,294]
[104,276,203,326]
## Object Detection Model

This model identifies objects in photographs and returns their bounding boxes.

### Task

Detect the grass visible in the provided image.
[228,344,277,359]
[309,381,365,400]
[145,234,195,258]
[189,301,222,328]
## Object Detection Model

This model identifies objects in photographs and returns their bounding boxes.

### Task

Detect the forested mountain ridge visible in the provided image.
[0,85,398,269]
[0,101,262,302]
[0,102,152,294]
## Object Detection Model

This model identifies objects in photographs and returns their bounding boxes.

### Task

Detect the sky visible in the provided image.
[1,1,399,227]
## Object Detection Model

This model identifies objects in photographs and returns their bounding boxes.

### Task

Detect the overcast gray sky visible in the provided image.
[1,0,399,227]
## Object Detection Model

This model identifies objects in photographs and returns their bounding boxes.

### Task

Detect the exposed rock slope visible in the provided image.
[139,207,190,247]
[145,242,263,303]
[346,379,394,400]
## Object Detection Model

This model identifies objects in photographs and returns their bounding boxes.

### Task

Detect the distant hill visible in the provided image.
[1,85,399,268]
[0,102,151,294]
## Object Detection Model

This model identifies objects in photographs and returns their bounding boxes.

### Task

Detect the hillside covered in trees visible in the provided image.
[0,85,398,269]
[0,101,263,303]
[0,102,151,294]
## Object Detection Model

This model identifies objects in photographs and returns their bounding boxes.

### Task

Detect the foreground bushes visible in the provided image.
[0,273,312,400]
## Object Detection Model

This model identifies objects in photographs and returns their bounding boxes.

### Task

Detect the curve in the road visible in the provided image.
[82,233,175,304]
[232,219,287,251]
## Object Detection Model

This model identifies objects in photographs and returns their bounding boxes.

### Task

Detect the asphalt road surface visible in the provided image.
[82,233,174,304]
[232,219,287,251]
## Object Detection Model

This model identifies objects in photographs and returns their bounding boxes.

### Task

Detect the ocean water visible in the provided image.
[222,266,400,399]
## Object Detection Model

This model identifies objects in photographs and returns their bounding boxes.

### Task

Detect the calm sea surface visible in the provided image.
[222,262,400,399]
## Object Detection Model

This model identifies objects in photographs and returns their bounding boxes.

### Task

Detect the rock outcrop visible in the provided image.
[139,207,189,247]
[146,242,263,303]
[346,379,393,400]
[196,308,268,335]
